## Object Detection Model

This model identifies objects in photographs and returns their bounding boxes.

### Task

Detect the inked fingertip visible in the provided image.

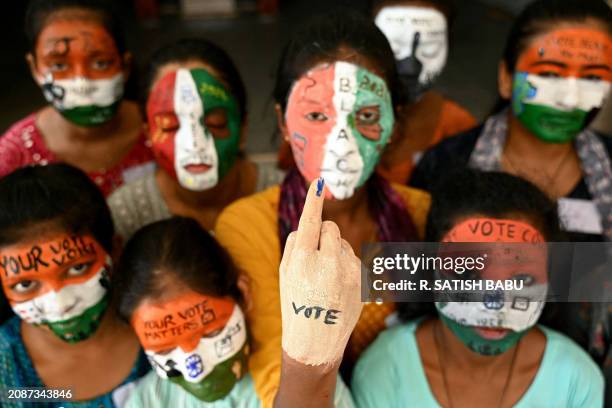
[316,177,325,197]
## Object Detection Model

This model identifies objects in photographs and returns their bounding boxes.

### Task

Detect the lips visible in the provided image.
[184,164,212,174]
[474,327,510,340]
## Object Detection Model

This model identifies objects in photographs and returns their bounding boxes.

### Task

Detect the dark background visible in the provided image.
[0,0,536,154]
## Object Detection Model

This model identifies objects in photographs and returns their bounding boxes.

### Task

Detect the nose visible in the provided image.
[559,78,579,110]
[178,335,202,353]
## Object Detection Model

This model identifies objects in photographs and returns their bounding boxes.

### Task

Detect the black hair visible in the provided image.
[370,0,456,25]
[0,164,114,253]
[273,8,403,112]
[397,169,564,322]
[145,38,247,122]
[502,0,612,73]
[115,217,241,321]
[25,0,126,54]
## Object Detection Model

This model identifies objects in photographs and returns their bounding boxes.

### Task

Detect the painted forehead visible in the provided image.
[147,68,234,114]
[518,27,612,67]
[443,217,545,243]
[375,5,447,27]
[37,18,118,57]
[131,291,235,351]
[0,234,105,282]
[288,62,391,105]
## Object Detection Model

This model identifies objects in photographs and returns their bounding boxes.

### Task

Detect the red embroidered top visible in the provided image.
[0,114,155,196]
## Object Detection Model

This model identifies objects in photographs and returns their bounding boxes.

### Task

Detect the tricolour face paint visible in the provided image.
[375,6,448,103]
[285,62,394,199]
[132,292,248,402]
[0,234,111,343]
[147,68,241,191]
[435,217,548,355]
[34,19,125,127]
[512,28,612,143]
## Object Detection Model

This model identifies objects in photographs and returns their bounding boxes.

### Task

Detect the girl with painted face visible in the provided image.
[0,0,154,197]
[107,38,283,240]
[412,0,612,244]
[353,169,604,407]
[371,0,477,183]
[115,215,356,407]
[215,9,431,407]
[0,164,149,407]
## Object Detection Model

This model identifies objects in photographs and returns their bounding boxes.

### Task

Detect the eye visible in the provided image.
[10,280,40,294]
[202,328,223,338]
[92,59,112,70]
[67,262,92,277]
[305,112,328,122]
[49,62,68,72]
[513,274,535,286]
[582,74,603,81]
[536,71,561,79]
[356,107,380,125]
[204,109,229,130]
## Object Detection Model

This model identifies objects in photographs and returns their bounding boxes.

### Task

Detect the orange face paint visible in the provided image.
[516,28,612,81]
[132,291,236,353]
[35,19,122,80]
[0,234,110,304]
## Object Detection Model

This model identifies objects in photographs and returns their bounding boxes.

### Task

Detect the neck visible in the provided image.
[322,183,370,223]
[505,112,574,160]
[436,318,515,372]
[156,159,244,209]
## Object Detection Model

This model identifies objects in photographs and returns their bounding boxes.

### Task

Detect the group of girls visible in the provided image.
[0,0,610,406]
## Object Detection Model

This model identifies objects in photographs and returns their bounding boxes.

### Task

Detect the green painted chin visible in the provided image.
[439,314,525,356]
[44,295,109,343]
[516,103,587,144]
[59,101,121,127]
[170,344,248,402]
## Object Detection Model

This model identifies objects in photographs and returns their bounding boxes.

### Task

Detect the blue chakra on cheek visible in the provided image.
[185,354,204,378]
[483,290,504,310]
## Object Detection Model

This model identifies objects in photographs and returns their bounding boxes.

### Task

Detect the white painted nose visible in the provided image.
[559,78,579,111]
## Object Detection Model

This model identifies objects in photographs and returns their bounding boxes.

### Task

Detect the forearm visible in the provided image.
[274,350,339,408]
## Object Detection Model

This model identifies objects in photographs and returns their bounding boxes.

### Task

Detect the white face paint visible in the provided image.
[375,6,448,91]
[11,258,110,325]
[173,69,219,191]
[520,74,611,112]
[435,283,547,332]
[147,305,247,383]
[40,73,124,110]
[320,62,365,200]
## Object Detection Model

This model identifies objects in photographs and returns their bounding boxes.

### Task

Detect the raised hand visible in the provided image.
[279,178,363,366]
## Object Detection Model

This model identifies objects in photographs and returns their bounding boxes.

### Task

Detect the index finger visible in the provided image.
[295,177,326,251]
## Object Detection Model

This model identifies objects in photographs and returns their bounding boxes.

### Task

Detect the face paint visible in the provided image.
[435,218,548,355]
[132,292,248,402]
[375,6,448,103]
[0,235,111,343]
[285,62,394,199]
[34,19,125,126]
[512,28,612,143]
[147,68,241,191]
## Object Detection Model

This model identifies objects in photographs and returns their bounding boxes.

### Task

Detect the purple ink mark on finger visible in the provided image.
[316,178,325,197]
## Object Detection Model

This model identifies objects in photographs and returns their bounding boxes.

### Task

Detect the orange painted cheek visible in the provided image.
[132,293,235,353]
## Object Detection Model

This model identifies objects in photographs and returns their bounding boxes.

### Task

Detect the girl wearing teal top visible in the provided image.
[0,164,149,407]
[352,170,604,407]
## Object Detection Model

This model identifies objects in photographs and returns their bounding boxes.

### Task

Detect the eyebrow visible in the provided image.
[582,64,612,72]
[530,60,567,68]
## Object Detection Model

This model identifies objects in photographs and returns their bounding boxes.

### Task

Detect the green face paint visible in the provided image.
[44,295,109,343]
[439,314,526,356]
[169,343,249,402]
[512,72,610,144]
[41,73,124,127]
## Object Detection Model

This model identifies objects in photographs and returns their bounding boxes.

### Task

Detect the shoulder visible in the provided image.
[216,185,280,232]
[593,131,612,155]
[390,184,431,235]
[1,114,38,141]
[0,318,29,386]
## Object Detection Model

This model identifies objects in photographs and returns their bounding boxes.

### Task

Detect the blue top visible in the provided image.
[352,320,604,408]
[0,316,151,408]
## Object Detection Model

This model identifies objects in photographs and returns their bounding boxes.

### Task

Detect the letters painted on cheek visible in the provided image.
[511,28,612,143]
[285,61,394,200]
